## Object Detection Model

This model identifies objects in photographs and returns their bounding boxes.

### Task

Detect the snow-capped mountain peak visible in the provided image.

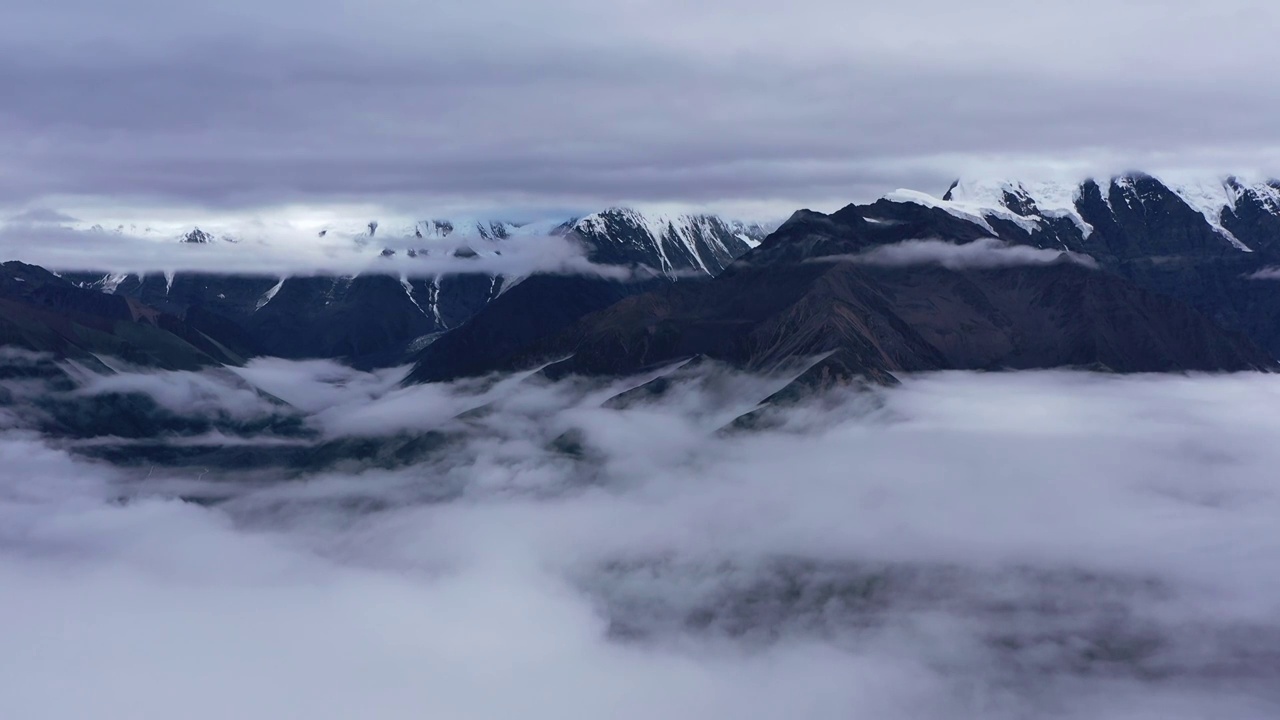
[939,178,1096,238]
[885,173,1280,256]
[570,207,771,276]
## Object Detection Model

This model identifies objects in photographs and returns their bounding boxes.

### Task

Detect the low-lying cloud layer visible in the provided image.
[3,356,1280,718]
[0,223,632,279]
[830,237,1098,269]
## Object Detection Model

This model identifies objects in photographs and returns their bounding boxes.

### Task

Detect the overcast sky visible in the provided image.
[4,0,1279,220]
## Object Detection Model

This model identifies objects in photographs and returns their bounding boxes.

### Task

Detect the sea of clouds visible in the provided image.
[2,357,1280,719]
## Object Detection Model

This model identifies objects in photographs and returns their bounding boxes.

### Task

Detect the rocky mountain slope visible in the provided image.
[0,261,244,371]
[410,188,1277,389]
[886,174,1280,355]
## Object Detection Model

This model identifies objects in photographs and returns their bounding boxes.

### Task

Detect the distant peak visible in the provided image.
[9,208,80,224]
[782,208,827,225]
[181,228,215,244]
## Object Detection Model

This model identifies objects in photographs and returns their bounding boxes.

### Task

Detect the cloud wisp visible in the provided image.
[0,223,632,279]
[820,237,1099,270]
[1247,266,1280,280]
[3,358,1280,718]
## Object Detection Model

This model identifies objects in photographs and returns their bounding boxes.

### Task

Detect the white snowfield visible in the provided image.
[940,179,1095,239]
[885,174,1280,253]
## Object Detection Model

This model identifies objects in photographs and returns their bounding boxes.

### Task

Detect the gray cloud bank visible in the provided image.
[0,223,631,278]
[3,358,1280,718]
[830,237,1099,269]
[3,1,1280,215]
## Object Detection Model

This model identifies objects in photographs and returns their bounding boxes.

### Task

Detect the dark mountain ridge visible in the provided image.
[409,183,1278,388]
[0,261,243,371]
[926,174,1280,354]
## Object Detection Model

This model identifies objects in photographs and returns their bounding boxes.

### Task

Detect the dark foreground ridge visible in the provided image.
[1,261,243,370]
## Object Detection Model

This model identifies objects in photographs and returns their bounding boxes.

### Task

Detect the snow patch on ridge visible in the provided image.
[883,189,999,234]
[400,276,428,317]
[101,274,129,294]
[255,277,286,312]
[1161,176,1253,252]
[573,208,756,276]
[1241,181,1280,213]
[1095,177,1115,214]
[943,180,1095,239]
[425,277,445,327]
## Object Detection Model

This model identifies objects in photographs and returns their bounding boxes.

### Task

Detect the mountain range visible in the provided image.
[59,208,768,364]
[7,173,1280,470]
[407,174,1280,391]
[8,173,1280,396]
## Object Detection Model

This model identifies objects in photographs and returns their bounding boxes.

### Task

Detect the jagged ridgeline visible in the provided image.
[410,173,1280,389]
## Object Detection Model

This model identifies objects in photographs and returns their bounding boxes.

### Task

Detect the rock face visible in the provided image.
[406,274,667,384]
[550,261,1269,378]
[63,209,768,365]
[0,261,243,370]
[572,208,760,275]
[409,196,1276,387]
